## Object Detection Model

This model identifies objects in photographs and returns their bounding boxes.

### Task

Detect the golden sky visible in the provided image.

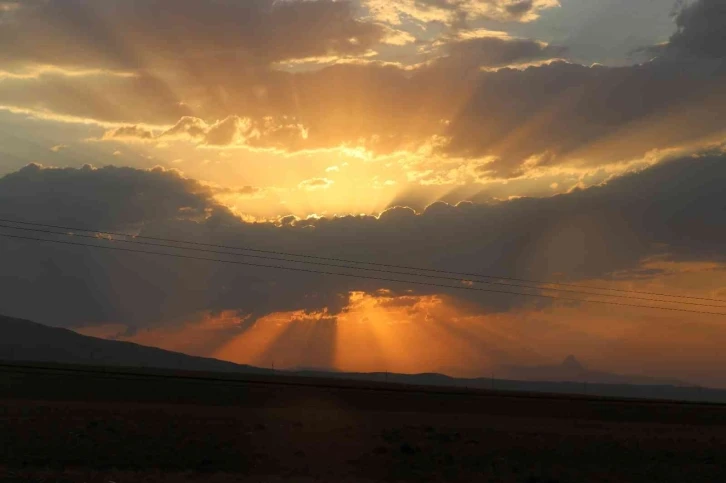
[2,0,726,386]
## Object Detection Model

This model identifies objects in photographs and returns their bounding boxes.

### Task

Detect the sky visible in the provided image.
[1,0,726,386]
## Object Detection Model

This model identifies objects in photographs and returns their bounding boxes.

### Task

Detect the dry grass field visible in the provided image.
[1,363,725,482]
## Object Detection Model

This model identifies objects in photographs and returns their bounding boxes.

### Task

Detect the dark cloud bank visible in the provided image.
[0,0,724,331]
[0,152,724,330]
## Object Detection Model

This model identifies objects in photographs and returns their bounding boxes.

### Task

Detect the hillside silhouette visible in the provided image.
[3,314,722,403]
[0,315,268,375]
[499,355,687,387]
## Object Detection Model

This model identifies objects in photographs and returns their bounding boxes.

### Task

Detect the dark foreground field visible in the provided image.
[1,362,725,482]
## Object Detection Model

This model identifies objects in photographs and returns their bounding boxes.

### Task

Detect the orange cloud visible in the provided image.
[298,178,334,191]
[213,277,726,385]
[103,115,309,150]
[0,0,384,72]
[363,0,560,26]
[2,0,723,187]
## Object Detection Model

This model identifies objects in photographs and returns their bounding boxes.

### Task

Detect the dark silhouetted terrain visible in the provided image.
[0,315,270,375]
[2,315,726,482]
[498,354,688,386]
[1,315,723,404]
[2,360,726,482]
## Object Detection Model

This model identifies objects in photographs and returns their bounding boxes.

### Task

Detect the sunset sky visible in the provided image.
[1,0,725,386]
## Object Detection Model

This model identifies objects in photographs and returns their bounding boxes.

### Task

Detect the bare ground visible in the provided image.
[1,364,725,482]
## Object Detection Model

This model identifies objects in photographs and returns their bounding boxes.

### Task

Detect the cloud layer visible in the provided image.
[362,0,560,26]
[657,0,726,60]
[1,151,724,331]
[0,0,383,71]
[105,115,309,150]
[1,0,725,386]
[1,0,723,185]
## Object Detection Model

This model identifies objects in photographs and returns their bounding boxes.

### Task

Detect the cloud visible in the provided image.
[2,0,726,386]
[107,126,155,141]
[0,152,724,331]
[69,47,722,182]
[217,186,265,197]
[299,178,334,191]
[362,0,559,26]
[1,0,723,183]
[0,163,217,229]
[5,42,723,185]
[651,0,726,60]
[210,184,268,203]
[104,115,309,150]
[50,144,68,153]
[0,0,384,72]
[0,70,191,125]
[431,35,566,69]
[381,27,418,46]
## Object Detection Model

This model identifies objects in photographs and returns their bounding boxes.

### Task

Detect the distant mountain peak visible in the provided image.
[562,355,585,372]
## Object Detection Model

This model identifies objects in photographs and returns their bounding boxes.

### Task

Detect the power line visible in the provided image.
[0,217,723,304]
[1,362,721,405]
[1,222,724,310]
[1,232,725,317]
[6,362,713,404]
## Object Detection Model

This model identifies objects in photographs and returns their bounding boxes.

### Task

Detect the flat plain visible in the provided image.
[1,363,725,482]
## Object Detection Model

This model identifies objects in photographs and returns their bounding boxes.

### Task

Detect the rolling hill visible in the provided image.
[2,314,723,403]
[0,315,269,374]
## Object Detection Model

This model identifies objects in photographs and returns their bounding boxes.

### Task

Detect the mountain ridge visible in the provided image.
[2,314,719,403]
[497,354,688,387]
[0,315,269,375]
